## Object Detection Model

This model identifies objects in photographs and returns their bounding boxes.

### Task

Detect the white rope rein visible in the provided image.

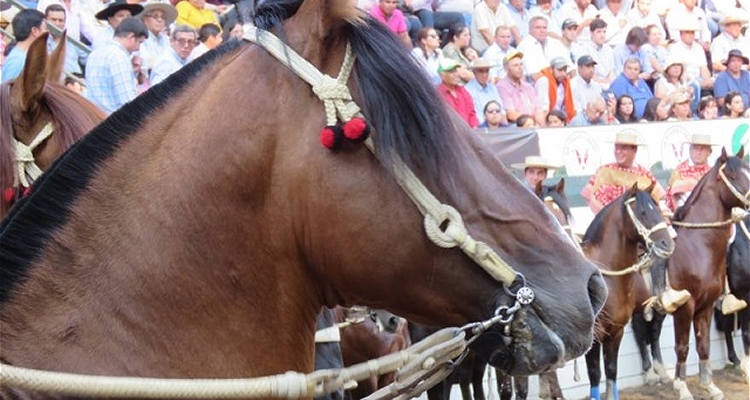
[13,122,54,187]
[671,164,750,228]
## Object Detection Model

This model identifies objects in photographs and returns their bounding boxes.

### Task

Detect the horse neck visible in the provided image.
[677,171,734,224]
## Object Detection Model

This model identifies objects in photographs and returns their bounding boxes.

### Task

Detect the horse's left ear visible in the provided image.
[555,178,565,194]
[646,181,656,194]
[627,182,638,197]
[719,147,729,164]
[47,30,67,84]
[736,145,745,159]
[19,32,50,112]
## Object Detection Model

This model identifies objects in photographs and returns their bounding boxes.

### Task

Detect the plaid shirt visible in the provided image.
[85,41,137,114]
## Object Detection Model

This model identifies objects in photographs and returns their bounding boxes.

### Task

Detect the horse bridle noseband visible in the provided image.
[624,197,672,259]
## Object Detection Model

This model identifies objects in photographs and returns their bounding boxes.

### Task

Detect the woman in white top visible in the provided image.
[411,27,444,85]
[654,55,693,101]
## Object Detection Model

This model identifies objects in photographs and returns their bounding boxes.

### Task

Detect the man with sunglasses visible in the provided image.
[139,1,178,73]
[150,25,198,86]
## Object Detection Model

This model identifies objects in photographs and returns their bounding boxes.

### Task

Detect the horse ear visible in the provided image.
[534,181,543,197]
[719,147,729,163]
[47,30,67,84]
[19,32,50,112]
[556,178,565,194]
[646,181,656,194]
[737,146,745,159]
[628,182,638,196]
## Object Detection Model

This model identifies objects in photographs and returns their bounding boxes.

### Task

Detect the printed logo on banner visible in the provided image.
[563,131,600,175]
[661,125,691,170]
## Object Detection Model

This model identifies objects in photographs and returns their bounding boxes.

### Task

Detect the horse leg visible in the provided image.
[741,309,750,377]
[672,303,694,400]
[495,369,512,400]
[459,382,472,400]
[585,341,602,400]
[695,309,725,400]
[539,371,564,400]
[514,376,528,400]
[471,361,486,400]
[648,313,671,384]
[631,312,657,384]
[602,330,625,400]
[715,308,741,367]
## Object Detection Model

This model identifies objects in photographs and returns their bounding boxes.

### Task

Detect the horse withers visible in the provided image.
[0,0,606,396]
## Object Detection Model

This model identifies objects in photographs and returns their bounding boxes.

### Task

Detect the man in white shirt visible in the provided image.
[471,0,521,54]
[138,1,177,72]
[571,55,605,113]
[709,13,750,73]
[150,25,198,85]
[667,20,713,89]
[483,25,516,80]
[599,0,633,46]
[584,18,616,88]
[558,0,600,45]
[516,16,566,79]
[665,0,712,50]
[628,0,667,38]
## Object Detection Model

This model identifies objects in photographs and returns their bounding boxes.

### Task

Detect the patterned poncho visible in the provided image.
[581,163,665,213]
[665,160,711,211]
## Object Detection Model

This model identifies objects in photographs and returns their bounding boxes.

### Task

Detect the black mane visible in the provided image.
[582,189,652,245]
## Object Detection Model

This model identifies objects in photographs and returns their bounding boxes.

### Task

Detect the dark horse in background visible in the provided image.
[0,31,105,218]
[0,0,606,398]
[665,148,749,400]
[714,213,750,378]
[582,183,674,400]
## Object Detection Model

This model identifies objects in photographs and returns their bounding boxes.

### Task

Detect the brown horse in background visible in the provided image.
[667,147,749,400]
[0,0,606,397]
[0,31,104,218]
[582,183,674,400]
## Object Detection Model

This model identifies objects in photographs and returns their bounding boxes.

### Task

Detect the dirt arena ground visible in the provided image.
[617,366,749,400]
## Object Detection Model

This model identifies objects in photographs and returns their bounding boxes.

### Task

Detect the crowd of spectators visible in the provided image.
[1,0,748,122]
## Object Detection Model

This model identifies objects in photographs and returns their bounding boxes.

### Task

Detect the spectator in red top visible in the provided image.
[437,59,479,127]
[370,0,411,48]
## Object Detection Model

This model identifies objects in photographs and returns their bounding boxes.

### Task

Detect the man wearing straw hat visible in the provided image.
[581,130,665,214]
[465,58,507,126]
[511,155,560,190]
[709,13,750,73]
[663,134,747,314]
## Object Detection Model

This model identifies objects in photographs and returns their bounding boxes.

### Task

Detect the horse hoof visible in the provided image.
[644,366,660,385]
[697,382,724,400]
[653,361,672,384]
[674,379,694,400]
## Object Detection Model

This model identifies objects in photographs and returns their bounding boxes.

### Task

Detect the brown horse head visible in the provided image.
[0,0,606,384]
[0,31,105,217]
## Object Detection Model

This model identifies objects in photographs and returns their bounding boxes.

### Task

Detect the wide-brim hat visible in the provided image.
[511,156,560,170]
[95,0,144,21]
[719,13,749,26]
[723,49,750,66]
[669,89,691,104]
[469,58,495,69]
[664,54,684,70]
[438,58,461,73]
[140,1,177,25]
[611,131,645,146]
[688,133,721,146]
[671,20,699,32]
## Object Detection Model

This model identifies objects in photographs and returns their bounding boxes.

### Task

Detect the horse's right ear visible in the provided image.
[47,30,67,84]
[534,181,543,197]
[628,182,639,196]
[645,181,656,194]
[719,147,729,164]
[736,145,745,159]
[556,178,565,194]
[19,32,50,112]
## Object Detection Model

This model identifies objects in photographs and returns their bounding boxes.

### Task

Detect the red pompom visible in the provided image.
[342,117,369,142]
[319,126,343,149]
[3,187,14,203]
[22,186,31,196]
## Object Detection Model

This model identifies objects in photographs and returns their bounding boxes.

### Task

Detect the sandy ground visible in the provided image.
[617,366,749,400]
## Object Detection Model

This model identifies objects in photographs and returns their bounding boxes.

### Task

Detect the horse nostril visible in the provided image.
[588,272,608,315]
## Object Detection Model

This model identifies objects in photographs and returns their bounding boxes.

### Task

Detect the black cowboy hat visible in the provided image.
[95,0,144,21]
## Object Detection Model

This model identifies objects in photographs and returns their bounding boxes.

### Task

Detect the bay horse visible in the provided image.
[582,183,674,400]
[665,147,749,400]
[0,0,606,396]
[0,31,105,218]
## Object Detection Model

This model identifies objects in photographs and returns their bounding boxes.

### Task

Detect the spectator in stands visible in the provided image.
[437,58,479,127]
[370,0,412,48]
[406,0,464,33]
[627,0,666,39]
[665,0,712,50]
[506,0,532,39]
[571,54,604,113]
[462,46,479,61]
[466,58,507,126]
[516,114,537,127]
[176,0,220,30]
[150,25,198,85]
[482,25,515,80]
[667,89,695,120]
[697,95,719,119]
[412,27,444,85]
[545,109,568,126]
[581,130,665,214]
[641,24,667,81]
[570,96,611,125]
[668,20,712,111]
[713,50,750,109]
[722,91,747,118]
[92,0,143,50]
[615,94,639,122]
[529,0,564,41]
[471,0,520,54]
[558,0,599,45]
[586,19,616,89]
[641,96,671,121]
[479,100,509,128]
[709,14,750,73]
[599,0,633,47]
[36,0,95,44]
[613,27,649,77]
[535,56,576,124]
[64,74,84,94]
[85,17,148,114]
[610,57,654,118]
[516,16,566,80]
[442,23,475,83]
[435,0,474,27]
[222,18,244,42]
[2,9,47,83]
[45,4,85,76]
[139,1,177,72]
[654,54,693,104]
[190,23,222,61]
[558,19,586,66]
[498,50,544,125]
[665,133,717,211]
[511,156,560,189]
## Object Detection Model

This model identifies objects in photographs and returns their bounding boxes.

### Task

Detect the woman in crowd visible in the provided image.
[697,95,719,120]
[640,96,670,122]
[479,100,508,129]
[667,90,694,121]
[654,55,692,102]
[722,91,747,118]
[545,109,567,127]
[442,22,474,83]
[411,27,444,85]
[641,24,667,81]
[614,94,638,123]
[516,114,536,127]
